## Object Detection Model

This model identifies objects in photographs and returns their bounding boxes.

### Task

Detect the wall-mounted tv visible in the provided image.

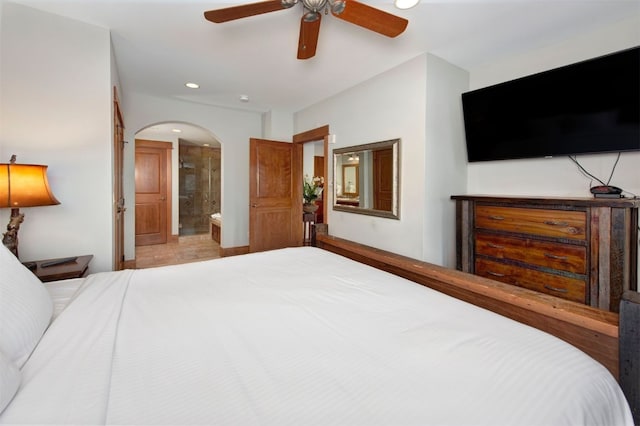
[462,47,640,162]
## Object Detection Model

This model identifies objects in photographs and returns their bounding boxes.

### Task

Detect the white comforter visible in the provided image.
[1,247,632,425]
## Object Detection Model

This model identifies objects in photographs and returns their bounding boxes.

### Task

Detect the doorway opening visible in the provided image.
[135,122,222,241]
[293,125,330,246]
[302,140,325,224]
[179,141,221,236]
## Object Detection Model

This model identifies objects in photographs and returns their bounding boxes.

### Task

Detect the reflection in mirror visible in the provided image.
[333,139,400,219]
[342,164,359,196]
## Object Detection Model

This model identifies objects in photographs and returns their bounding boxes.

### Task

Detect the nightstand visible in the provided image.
[302,212,317,246]
[25,255,93,282]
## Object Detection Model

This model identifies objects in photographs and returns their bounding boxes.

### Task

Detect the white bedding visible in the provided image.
[43,278,85,320]
[1,247,632,425]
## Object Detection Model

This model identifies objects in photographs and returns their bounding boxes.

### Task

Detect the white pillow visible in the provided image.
[0,244,53,368]
[0,349,21,414]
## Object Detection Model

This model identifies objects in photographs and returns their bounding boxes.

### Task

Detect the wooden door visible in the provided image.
[249,138,302,252]
[373,147,393,211]
[313,155,325,178]
[135,140,172,246]
[113,88,125,270]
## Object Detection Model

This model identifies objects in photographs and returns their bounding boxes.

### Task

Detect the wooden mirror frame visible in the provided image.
[333,139,400,220]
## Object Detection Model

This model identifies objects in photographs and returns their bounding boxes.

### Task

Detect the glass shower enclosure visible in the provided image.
[178,143,221,236]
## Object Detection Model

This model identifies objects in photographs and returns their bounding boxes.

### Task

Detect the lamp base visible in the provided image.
[2,208,24,257]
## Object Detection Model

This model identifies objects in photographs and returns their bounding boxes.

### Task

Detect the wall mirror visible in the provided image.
[333,138,400,219]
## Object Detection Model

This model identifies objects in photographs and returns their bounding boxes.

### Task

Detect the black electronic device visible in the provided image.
[40,256,78,268]
[590,185,623,195]
[462,46,640,162]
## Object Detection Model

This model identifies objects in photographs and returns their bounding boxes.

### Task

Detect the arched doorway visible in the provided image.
[135,122,221,239]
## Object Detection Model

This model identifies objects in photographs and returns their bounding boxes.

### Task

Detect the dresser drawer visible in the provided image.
[454,195,640,312]
[475,206,586,240]
[475,233,587,274]
[475,258,586,303]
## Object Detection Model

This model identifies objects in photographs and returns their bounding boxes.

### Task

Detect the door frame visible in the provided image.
[112,87,125,270]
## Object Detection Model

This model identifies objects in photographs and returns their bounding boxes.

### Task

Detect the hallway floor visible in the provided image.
[135,233,221,269]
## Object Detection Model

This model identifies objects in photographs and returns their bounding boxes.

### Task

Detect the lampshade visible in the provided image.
[0,163,60,208]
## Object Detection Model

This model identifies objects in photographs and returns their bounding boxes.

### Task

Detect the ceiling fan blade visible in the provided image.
[204,0,287,23]
[331,0,408,38]
[297,15,321,60]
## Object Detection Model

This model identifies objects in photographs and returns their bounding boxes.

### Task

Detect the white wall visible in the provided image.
[295,54,468,266]
[303,141,323,181]
[263,110,294,142]
[120,92,263,259]
[0,2,114,272]
[466,16,640,198]
[424,54,469,267]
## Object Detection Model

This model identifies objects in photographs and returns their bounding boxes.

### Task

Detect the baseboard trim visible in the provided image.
[123,259,136,269]
[220,245,250,257]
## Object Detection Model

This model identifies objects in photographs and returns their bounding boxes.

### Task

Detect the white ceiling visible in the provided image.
[7,0,639,143]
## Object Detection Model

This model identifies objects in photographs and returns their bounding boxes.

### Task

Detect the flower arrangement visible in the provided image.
[303,175,324,204]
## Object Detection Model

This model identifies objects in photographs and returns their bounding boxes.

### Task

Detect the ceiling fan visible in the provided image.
[204,0,408,60]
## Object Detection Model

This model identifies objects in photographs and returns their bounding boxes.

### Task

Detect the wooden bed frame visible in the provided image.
[315,231,639,422]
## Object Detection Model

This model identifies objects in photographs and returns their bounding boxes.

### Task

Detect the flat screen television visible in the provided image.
[462,47,640,162]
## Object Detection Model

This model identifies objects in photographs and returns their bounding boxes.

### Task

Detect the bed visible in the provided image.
[0,237,634,425]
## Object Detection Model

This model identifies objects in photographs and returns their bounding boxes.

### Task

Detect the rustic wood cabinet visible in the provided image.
[452,195,639,312]
[210,218,221,243]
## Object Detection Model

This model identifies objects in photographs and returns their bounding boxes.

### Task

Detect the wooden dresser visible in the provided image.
[452,195,639,312]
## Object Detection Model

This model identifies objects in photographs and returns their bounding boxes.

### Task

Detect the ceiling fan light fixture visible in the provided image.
[394,0,420,9]
[303,11,320,22]
[302,0,327,13]
[281,0,298,8]
[329,0,345,15]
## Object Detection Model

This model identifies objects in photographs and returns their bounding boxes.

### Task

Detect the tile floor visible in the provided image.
[135,233,221,269]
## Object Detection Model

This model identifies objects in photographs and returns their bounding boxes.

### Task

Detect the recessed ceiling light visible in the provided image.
[172,128,182,133]
[185,82,200,89]
[203,143,210,147]
[239,94,249,102]
[394,0,419,9]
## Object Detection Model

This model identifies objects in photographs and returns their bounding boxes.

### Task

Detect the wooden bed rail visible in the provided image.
[620,290,640,423]
[315,233,620,380]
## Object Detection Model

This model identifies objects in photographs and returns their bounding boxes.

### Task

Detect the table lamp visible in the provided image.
[0,155,60,257]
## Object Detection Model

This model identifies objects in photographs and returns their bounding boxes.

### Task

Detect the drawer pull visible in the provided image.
[487,243,505,249]
[544,253,568,261]
[488,215,505,221]
[487,271,505,277]
[543,220,569,227]
[544,284,568,293]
